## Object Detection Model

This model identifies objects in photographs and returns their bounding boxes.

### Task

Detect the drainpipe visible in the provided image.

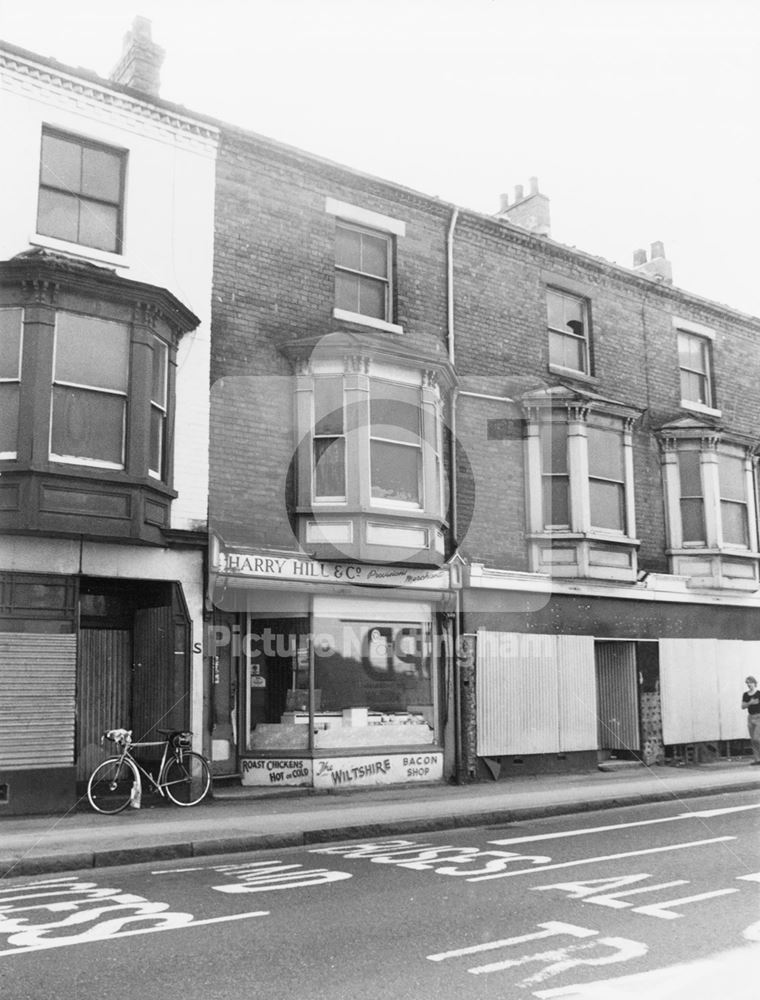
[445,206,464,781]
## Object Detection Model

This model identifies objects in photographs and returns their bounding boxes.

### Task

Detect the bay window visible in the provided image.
[294,356,446,565]
[661,429,759,589]
[524,389,640,580]
[0,253,198,543]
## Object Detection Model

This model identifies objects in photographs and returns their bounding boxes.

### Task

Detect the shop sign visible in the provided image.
[313,752,443,789]
[241,757,312,786]
[217,550,450,590]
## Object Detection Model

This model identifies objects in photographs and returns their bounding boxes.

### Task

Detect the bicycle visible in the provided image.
[87,727,212,814]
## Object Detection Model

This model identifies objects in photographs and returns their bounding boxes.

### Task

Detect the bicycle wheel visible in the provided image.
[87,757,140,814]
[161,752,211,806]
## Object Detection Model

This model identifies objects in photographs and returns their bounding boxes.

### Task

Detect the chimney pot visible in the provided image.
[633,248,647,267]
[529,176,539,196]
[650,240,665,259]
[499,193,510,212]
[514,184,524,203]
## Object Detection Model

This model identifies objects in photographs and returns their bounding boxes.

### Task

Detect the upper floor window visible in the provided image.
[0,308,23,460]
[149,335,169,480]
[678,449,705,544]
[50,312,130,469]
[335,222,391,322]
[537,414,628,535]
[313,375,346,501]
[588,424,626,532]
[37,129,126,254]
[678,330,714,408]
[547,288,590,375]
[370,381,422,506]
[718,452,750,547]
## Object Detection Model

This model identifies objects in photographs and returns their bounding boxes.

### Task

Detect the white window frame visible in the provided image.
[148,335,168,480]
[0,307,23,460]
[673,317,721,417]
[546,287,591,376]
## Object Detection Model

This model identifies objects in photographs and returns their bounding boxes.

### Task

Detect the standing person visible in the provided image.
[741,676,760,764]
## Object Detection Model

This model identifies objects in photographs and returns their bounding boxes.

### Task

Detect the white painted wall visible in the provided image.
[0,49,218,530]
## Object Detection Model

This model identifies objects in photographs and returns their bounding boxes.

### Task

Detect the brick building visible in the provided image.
[208,143,760,788]
[3,21,759,811]
[0,22,217,814]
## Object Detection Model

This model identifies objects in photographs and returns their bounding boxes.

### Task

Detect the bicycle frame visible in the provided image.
[114,738,174,798]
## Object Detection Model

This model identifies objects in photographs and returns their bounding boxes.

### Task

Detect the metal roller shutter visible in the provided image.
[0,632,76,768]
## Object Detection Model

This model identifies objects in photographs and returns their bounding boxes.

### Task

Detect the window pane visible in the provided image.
[678,451,702,497]
[37,188,79,243]
[335,271,359,313]
[40,133,82,191]
[371,382,419,444]
[722,500,749,546]
[149,406,165,477]
[361,233,389,278]
[718,453,745,502]
[78,201,119,253]
[0,308,22,378]
[357,276,386,319]
[151,338,168,409]
[678,332,706,373]
[81,145,122,202]
[314,619,433,717]
[314,377,344,436]
[51,386,125,464]
[0,384,19,453]
[549,330,584,371]
[540,422,567,474]
[680,369,708,405]
[590,480,625,530]
[546,290,564,329]
[681,498,705,542]
[55,313,129,391]
[588,426,623,479]
[314,436,346,497]
[543,476,569,526]
[371,440,420,503]
[335,226,361,269]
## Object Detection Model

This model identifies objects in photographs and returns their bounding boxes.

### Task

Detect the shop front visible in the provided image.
[210,543,455,789]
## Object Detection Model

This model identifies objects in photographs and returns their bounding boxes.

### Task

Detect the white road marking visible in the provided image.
[151,866,206,875]
[427,922,597,962]
[469,836,735,882]
[488,802,760,847]
[632,888,739,919]
[0,910,269,956]
[470,936,647,979]
[737,873,760,882]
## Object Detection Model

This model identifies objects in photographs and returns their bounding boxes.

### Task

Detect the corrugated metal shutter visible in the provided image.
[476,631,597,756]
[76,629,132,781]
[660,638,760,743]
[596,641,640,751]
[558,635,599,751]
[660,638,720,743]
[717,641,760,740]
[0,632,76,768]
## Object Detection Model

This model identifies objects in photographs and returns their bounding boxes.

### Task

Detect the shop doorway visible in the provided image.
[75,579,190,781]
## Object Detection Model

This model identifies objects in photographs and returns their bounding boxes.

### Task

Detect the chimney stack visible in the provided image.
[497,176,551,237]
[110,16,164,98]
[633,242,673,285]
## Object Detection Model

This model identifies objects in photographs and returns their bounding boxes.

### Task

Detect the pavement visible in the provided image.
[1,758,759,880]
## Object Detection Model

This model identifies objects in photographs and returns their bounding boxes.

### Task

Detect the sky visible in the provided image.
[2,0,760,316]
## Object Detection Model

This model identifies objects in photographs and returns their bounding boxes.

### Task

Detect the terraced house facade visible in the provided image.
[2,21,759,814]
